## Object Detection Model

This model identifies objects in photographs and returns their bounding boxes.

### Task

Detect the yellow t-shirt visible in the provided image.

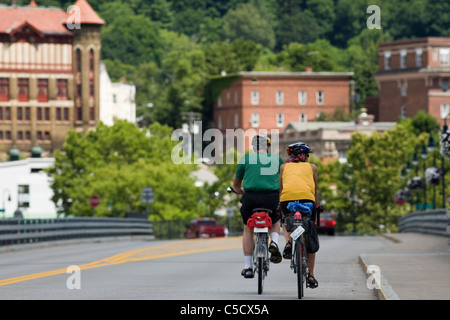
[280,162,315,202]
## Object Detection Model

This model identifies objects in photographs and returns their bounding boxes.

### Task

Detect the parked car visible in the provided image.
[317,212,336,235]
[184,217,226,238]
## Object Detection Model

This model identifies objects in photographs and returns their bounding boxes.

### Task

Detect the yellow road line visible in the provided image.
[0,237,242,287]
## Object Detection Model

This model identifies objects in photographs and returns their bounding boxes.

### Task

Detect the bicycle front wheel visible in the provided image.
[296,240,304,299]
[257,257,264,294]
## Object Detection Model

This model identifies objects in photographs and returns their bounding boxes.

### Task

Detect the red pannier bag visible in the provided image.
[247,211,272,229]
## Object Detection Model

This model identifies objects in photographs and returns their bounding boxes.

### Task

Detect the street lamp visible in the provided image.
[427,135,437,209]
[420,144,428,210]
[440,104,449,208]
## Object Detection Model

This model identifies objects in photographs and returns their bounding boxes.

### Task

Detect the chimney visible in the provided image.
[355,108,374,126]
[305,66,313,72]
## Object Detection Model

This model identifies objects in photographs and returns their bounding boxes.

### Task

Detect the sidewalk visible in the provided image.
[359,233,450,300]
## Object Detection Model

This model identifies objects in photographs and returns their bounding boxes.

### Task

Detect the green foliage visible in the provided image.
[47,121,202,220]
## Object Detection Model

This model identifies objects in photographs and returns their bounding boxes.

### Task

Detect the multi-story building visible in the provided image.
[374,37,450,126]
[212,71,353,153]
[0,0,104,159]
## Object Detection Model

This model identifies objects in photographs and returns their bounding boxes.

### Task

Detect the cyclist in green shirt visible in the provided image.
[233,135,284,279]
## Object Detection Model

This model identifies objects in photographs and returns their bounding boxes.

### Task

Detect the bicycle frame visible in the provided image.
[290,215,310,299]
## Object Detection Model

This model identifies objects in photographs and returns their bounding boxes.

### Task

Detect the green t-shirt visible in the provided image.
[235,152,284,191]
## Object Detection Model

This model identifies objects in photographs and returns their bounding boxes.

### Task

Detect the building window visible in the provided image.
[0,107,2,120]
[440,49,449,65]
[234,91,238,105]
[251,90,259,105]
[400,81,407,97]
[0,78,9,101]
[18,78,29,102]
[17,131,23,141]
[57,79,68,100]
[276,91,284,105]
[5,107,11,120]
[400,50,407,69]
[384,51,391,70]
[17,107,22,121]
[299,90,307,105]
[316,90,324,105]
[76,107,82,122]
[90,107,95,121]
[64,108,69,121]
[217,114,222,129]
[5,130,11,140]
[416,48,423,67]
[217,95,222,107]
[56,108,61,121]
[25,131,31,140]
[36,131,42,141]
[276,113,284,128]
[234,113,239,128]
[76,48,82,72]
[400,105,406,119]
[300,113,308,123]
[250,113,259,128]
[18,185,30,208]
[37,79,48,102]
[89,49,94,71]
[37,107,42,121]
[25,107,30,121]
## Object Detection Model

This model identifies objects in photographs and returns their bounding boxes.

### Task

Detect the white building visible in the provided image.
[99,61,136,126]
[0,158,57,219]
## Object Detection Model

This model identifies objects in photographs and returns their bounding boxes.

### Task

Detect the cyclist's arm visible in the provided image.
[233,177,245,194]
[279,164,285,194]
[311,163,319,207]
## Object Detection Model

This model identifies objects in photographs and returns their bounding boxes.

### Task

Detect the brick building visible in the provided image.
[374,37,450,126]
[212,71,353,152]
[0,0,104,158]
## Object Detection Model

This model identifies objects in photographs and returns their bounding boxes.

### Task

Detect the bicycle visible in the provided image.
[285,202,322,299]
[227,187,272,295]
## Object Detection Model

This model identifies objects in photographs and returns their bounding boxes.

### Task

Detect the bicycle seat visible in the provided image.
[252,208,272,215]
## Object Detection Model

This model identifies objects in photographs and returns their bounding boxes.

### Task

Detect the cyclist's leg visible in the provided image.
[240,194,254,278]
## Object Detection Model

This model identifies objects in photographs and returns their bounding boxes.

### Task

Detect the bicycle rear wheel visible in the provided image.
[295,240,304,299]
[257,257,264,294]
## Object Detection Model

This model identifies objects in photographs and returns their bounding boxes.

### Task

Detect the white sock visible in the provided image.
[244,256,253,269]
[270,232,279,245]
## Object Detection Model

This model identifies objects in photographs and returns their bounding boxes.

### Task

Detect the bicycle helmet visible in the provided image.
[287,142,313,162]
[252,135,271,151]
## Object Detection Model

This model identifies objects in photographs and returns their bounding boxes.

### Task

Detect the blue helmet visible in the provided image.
[286,142,313,156]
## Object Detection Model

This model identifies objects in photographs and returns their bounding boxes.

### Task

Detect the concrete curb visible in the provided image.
[359,253,400,300]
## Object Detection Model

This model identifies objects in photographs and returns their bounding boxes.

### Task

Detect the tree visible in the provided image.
[101,14,163,66]
[222,3,276,49]
[47,121,202,220]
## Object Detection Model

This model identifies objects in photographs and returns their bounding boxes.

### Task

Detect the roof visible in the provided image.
[0,5,70,35]
[284,121,396,133]
[238,71,354,78]
[0,0,104,36]
[69,0,105,25]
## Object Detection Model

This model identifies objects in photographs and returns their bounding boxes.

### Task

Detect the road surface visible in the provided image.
[0,235,387,300]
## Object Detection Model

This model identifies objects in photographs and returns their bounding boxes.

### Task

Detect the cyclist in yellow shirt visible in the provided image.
[279,142,319,288]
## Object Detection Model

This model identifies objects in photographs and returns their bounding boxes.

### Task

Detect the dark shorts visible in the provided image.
[240,191,280,225]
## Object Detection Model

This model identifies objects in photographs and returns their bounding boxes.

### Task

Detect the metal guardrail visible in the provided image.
[0,217,154,246]
[398,209,450,239]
